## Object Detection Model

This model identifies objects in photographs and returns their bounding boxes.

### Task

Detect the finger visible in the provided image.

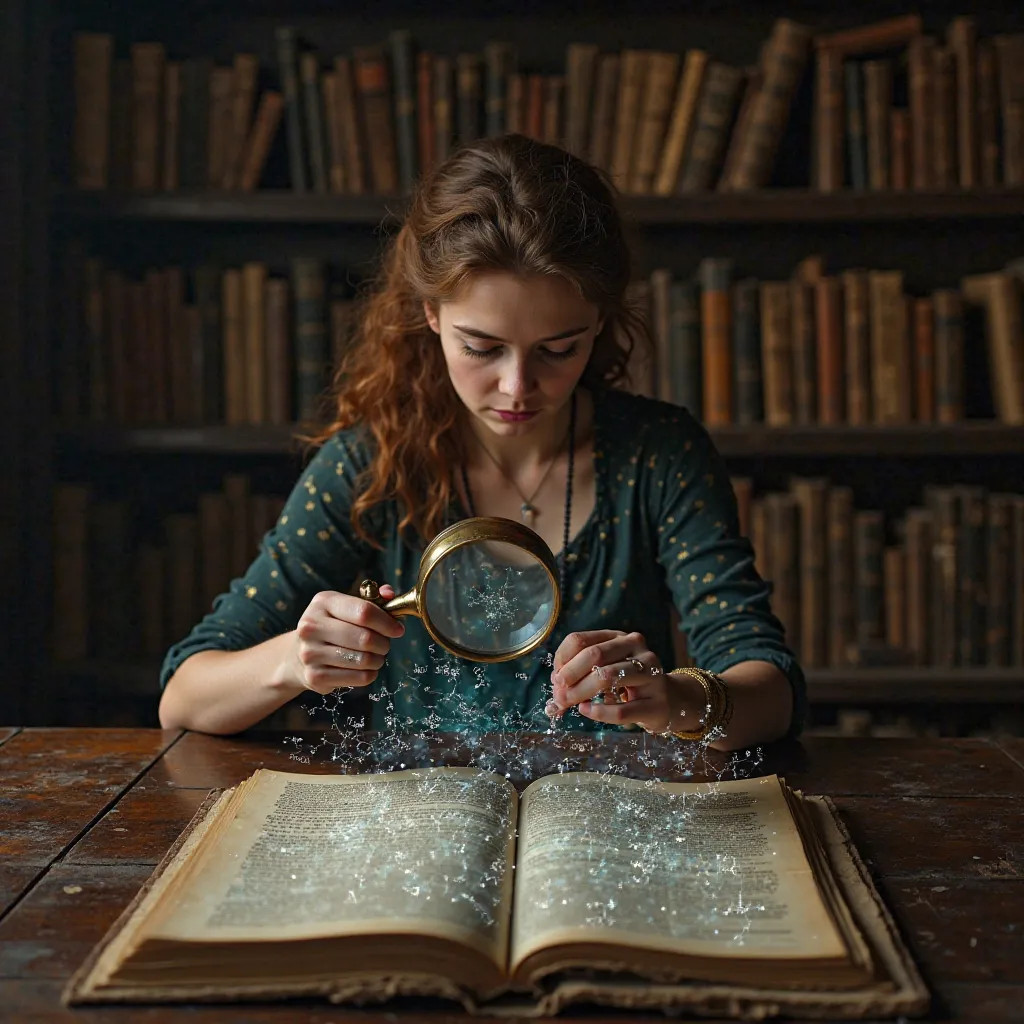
[578,693,663,730]
[316,643,386,673]
[556,631,647,695]
[378,584,396,600]
[314,590,406,639]
[299,617,393,658]
[553,630,623,674]
[302,665,379,695]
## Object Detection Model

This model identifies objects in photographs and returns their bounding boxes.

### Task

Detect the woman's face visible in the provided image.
[425,272,602,438]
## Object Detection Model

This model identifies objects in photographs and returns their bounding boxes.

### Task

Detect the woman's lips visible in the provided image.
[494,409,538,422]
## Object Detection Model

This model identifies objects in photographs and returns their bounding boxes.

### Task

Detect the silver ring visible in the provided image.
[336,649,363,665]
[650,664,663,676]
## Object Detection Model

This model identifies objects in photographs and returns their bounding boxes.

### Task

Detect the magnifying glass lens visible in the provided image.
[422,540,558,657]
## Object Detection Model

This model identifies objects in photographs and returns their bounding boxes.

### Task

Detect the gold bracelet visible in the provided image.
[665,667,733,742]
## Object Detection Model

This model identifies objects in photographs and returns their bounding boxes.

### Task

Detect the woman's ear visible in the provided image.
[423,301,441,335]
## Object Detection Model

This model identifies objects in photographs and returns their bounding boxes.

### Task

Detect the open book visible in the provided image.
[66,769,928,1018]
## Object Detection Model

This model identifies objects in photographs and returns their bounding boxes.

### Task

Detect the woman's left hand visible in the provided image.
[548,629,686,734]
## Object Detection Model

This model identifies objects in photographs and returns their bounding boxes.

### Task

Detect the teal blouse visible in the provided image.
[160,389,806,736]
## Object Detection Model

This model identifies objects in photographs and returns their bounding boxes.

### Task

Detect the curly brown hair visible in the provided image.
[308,133,649,548]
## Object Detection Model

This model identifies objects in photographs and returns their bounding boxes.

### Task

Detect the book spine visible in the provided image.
[456,52,482,146]
[72,32,113,190]
[433,56,453,165]
[795,478,828,668]
[669,279,701,417]
[827,486,854,665]
[178,57,211,190]
[275,27,307,192]
[815,276,843,424]
[221,269,245,425]
[957,487,987,667]
[844,60,867,189]
[292,258,327,422]
[854,509,885,646]
[868,269,909,424]
[927,486,959,667]
[630,52,680,194]
[416,52,435,176]
[732,278,762,424]
[265,277,292,426]
[335,56,366,194]
[862,59,891,190]
[194,265,223,423]
[814,48,844,192]
[130,42,165,192]
[883,544,905,651]
[588,54,620,174]
[300,52,329,194]
[222,53,258,190]
[904,508,932,665]
[728,19,811,190]
[986,494,1013,666]
[237,91,284,192]
[932,288,964,422]
[354,48,398,193]
[484,42,515,139]
[610,50,648,189]
[390,30,419,192]
[889,108,910,190]
[653,50,707,196]
[698,257,733,425]
[789,280,817,423]
[542,75,564,147]
[912,297,935,422]
[907,36,934,190]
[841,269,870,424]
[932,46,957,189]
[948,16,979,189]
[677,62,744,193]
[564,42,599,157]
[206,66,233,189]
[165,266,187,422]
[759,281,793,426]
[767,493,799,654]
[242,262,267,424]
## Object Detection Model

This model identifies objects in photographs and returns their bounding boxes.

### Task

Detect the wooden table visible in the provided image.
[0,727,1022,1021]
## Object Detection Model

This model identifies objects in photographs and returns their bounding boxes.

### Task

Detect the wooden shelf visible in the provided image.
[58,422,1024,457]
[806,668,1024,704]
[53,187,1024,226]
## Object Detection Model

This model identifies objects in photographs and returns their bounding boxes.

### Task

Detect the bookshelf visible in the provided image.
[7,0,1024,736]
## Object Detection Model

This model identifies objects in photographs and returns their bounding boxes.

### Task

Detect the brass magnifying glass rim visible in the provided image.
[390,516,562,664]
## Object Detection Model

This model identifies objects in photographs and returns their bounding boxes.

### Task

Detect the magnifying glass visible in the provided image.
[359,517,561,663]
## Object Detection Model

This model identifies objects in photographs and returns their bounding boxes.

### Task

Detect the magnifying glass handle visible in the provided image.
[359,580,418,617]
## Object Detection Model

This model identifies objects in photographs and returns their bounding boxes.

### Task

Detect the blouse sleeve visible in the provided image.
[651,410,807,737]
[159,431,381,688]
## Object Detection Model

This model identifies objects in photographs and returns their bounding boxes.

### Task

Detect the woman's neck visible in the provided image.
[462,391,589,472]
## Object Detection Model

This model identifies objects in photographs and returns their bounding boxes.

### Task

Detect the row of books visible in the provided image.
[808,708,1023,739]
[52,475,286,664]
[55,249,351,428]
[815,17,1024,191]
[732,477,1024,671]
[70,16,1024,196]
[56,247,1024,429]
[633,257,1024,426]
[52,471,1024,673]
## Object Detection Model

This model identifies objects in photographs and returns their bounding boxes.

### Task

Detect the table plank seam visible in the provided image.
[993,738,1024,775]
[0,726,23,750]
[0,731,187,930]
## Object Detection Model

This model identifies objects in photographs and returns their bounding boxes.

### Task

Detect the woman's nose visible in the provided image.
[498,360,533,398]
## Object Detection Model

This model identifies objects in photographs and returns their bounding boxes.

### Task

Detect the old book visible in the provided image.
[986,494,1013,667]
[237,90,285,193]
[911,297,934,422]
[391,30,418,192]
[162,61,182,192]
[907,36,934,191]
[790,279,817,424]
[300,52,329,194]
[335,56,366,194]
[926,486,959,667]
[844,61,867,190]
[275,28,307,192]
[868,270,910,424]
[794,477,828,669]
[677,62,744,192]
[759,281,794,426]
[993,35,1024,185]
[814,15,923,57]
[564,42,599,157]
[456,52,482,147]
[841,270,871,424]
[434,56,454,165]
[629,51,680,194]
[814,48,844,193]
[525,75,544,142]
[956,487,987,668]
[221,269,246,425]
[653,49,707,195]
[883,545,905,650]
[130,42,165,192]
[293,257,328,423]
[73,32,113,190]
[903,508,931,666]
[610,50,649,189]
[206,66,235,189]
[932,288,964,423]
[242,262,268,424]
[354,47,398,194]
[64,769,928,1018]
[484,42,515,140]
[962,272,1024,424]
[815,276,844,425]
[727,18,812,191]
[767,492,800,653]
[668,278,701,416]
[732,278,763,424]
[826,486,855,667]
[648,269,673,404]
[542,75,564,148]
[861,59,891,190]
[947,17,979,190]
[853,509,885,648]
[265,277,292,425]
[587,54,620,174]
[222,53,259,191]
[416,52,435,176]
[697,257,733,425]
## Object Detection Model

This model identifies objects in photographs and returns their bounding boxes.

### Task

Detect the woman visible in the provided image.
[158,134,804,749]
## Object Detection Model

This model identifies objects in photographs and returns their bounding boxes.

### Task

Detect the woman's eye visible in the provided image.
[462,344,499,359]
[542,342,579,361]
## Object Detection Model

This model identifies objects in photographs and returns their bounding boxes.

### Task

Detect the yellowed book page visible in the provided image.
[144,767,517,969]
[510,773,846,970]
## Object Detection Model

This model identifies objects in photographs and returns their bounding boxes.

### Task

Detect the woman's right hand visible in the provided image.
[291,586,405,694]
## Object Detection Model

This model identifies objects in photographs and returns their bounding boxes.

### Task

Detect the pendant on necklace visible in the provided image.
[520,502,536,527]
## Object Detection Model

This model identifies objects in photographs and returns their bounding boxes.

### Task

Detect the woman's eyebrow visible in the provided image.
[452,324,589,342]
